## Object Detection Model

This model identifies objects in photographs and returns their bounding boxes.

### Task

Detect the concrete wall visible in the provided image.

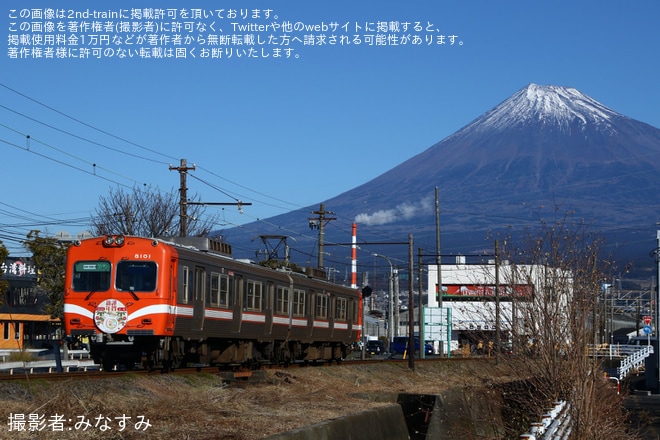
[264,404,410,440]
[267,387,507,440]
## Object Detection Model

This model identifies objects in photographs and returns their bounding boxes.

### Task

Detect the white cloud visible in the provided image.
[354,197,433,226]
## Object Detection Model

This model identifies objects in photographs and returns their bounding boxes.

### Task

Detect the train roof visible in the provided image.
[157,235,233,258]
[158,236,350,289]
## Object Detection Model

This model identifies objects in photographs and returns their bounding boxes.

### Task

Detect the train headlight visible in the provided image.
[103,235,126,247]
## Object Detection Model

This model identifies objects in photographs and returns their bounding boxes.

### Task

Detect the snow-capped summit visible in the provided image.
[453,83,624,136]
[222,84,660,270]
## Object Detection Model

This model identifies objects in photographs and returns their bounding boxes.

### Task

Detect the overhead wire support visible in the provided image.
[169,159,196,237]
[308,203,336,269]
[169,158,252,237]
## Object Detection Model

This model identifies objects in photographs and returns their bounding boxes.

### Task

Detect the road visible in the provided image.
[625,392,660,440]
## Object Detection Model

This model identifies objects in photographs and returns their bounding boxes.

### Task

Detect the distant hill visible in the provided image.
[220,84,660,277]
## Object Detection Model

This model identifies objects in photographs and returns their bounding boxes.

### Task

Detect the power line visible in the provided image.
[0,82,178,163]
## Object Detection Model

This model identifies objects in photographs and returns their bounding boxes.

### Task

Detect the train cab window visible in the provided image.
[72,261,111,292]
[246,280,263,311]
[117,261,157,292]
[315,292,329,320]
[335,297,347,321]
[292,289,306,317]
[275,286,289,315]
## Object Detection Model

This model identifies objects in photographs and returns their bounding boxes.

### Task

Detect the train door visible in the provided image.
[308,290,316,337]
[265,281,274,335]
[169,258,177,301]
[232,275,243,333]
[168,258,178,330]
[192,267,206,331]
[329,295,335,338]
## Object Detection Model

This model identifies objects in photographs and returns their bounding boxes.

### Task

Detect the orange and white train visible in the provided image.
[63,235,362,370]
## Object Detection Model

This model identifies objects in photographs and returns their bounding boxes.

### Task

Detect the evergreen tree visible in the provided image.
[22,231,69,319]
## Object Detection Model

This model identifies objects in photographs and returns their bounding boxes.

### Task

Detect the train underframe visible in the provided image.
[91,334,350,371]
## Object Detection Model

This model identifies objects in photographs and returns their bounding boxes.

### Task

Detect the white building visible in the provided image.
[424,257,569,355]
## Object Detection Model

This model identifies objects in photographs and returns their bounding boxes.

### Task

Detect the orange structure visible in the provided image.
[64,235,362,370]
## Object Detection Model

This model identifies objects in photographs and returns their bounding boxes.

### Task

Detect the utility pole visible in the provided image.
[495,239,501,365]
[169,159,196,237]
[418,247,425,359]
[656,229,660,392]
[170,158,251,238]
[408,234,415,371]
[394,268,400,338]
[435,186,442,309]
[308,203,335,269]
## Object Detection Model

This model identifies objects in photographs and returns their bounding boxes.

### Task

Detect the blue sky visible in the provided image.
[1,0,659,255]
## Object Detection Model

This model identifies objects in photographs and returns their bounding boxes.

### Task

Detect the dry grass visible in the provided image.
[0,360,514,439]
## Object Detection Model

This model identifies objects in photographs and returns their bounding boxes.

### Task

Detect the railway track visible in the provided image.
[0,355,481,382]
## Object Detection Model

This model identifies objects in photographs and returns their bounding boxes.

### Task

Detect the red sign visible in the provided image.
[644,315,652,325]
[442,284,534,298]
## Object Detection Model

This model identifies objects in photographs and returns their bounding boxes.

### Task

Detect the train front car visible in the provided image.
[63,235,175,371]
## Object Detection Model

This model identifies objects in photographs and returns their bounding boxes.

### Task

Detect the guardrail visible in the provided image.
[617,345,653,378]
[588,343,651,358]
[520,401,571,440]
[587,344,653,379]
[0,349,96,374]
[0,359,98,374]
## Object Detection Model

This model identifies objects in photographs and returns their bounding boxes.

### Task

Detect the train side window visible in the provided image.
[219,274,232,308]
[352,299,358,323]
[275,286,289,316]
[315,292,329,319]
[209,272,220,307]
[181,266,190,304]
[293,289,306,317]
[246,279,262,311]
[72,261,111,292]
[335,297,347,321]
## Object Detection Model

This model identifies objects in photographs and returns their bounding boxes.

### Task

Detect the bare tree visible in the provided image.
[90,186,220,237]
[494,213,632,439]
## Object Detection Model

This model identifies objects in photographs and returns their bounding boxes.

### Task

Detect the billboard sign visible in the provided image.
[442,284,533,298]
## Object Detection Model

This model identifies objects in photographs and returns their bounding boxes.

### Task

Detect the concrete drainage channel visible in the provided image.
[264,403,410,440]
[265,391,505,440]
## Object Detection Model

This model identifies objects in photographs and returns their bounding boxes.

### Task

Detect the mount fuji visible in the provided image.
[221,84,660,274]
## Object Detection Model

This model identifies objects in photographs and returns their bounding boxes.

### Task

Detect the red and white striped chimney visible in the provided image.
[351,223,357,288]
